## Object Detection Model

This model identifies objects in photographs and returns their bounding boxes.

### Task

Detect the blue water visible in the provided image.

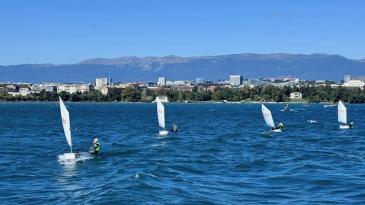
[1,103,365,204]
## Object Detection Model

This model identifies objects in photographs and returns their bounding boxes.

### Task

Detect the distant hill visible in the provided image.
[1,53,364,83]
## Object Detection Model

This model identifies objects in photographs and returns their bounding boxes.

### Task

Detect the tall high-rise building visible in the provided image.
[344,75,351,82]
[229,75,242,86]
[345,75,365,82]
[96,77,108,88]
[158,77,166,86]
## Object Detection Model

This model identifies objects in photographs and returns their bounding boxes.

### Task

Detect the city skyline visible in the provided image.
[1,0,365,65]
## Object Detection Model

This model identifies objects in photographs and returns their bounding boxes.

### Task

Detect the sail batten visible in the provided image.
[157,100,165,129]
[338,101,347,124]
[262,104,275,128]
[59,97,72,151]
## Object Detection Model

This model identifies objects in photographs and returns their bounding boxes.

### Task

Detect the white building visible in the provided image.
[95,77,111,95]
[153,96,169,103]
[158,77,166,86]
[99,87,109,95]
[342,80,365,89]
[57,84,90,94]
[96,78,109,88]
[344,75,365,82]
[7,87,31,96]
[229,75,242,86]
[166,80,192,86]
[31,84,55,92]
[290,92,303,100]
[19,88,31,96]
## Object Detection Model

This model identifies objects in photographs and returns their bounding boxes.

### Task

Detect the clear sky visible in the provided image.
[0,0,364,65]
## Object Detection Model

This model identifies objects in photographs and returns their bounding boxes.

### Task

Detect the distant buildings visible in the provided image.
[229,75,242,86]
[166,80,192,86]
[157,77,166,86]
[3,73,365,99]
[342,75,365,89]
[344,74,365,82]
[290,92,303,100]
[95,77,112,95]
[342,80,365,89]
[1,84,32,96]
[19,87,31,96]
[57,84,90,94]
[31,84,56,92]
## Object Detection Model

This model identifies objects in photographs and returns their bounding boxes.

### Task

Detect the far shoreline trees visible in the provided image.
[1,85,365,103]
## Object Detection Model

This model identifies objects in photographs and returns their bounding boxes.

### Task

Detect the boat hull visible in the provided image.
[339,125,350,129]
[58,153,77,161]
[159,130,168,136]
[272,129,282,133]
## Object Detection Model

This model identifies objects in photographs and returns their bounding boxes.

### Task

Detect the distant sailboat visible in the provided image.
[58,97,76,160]
[261,104,283,133]
[338,101,352,129]
[157,99,168,136]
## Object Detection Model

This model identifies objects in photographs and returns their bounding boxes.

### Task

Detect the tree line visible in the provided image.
[1,85,365,103]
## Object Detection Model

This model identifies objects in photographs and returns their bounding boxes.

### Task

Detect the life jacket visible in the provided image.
[94,143,100,152]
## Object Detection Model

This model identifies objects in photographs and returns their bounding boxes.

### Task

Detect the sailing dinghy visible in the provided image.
[338,101,352,129]
[262,104,283,133]
[58,97,77,160]
[157,99,168,136]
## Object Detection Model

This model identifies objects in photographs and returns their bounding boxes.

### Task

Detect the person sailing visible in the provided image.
[349,121,354,128]
[271,122,284,131]
[89,138,100,154]
[171,123,178,133]
[75,149,80,157]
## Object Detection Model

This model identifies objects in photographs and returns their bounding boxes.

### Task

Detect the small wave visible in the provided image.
[308,120,318,124]
[134,172,158,179]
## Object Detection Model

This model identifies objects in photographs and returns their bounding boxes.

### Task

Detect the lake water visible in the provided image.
[1,103,365,204]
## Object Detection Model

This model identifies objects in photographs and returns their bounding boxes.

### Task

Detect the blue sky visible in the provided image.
[0,0,364,65]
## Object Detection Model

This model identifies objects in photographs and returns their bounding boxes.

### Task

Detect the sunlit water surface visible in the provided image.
[0,103,364,204]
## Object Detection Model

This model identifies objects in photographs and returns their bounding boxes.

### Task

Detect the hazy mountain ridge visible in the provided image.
[1,53,364,83]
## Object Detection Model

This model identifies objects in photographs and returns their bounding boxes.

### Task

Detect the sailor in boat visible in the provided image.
[75,149,80,157]
[170,123,178,133]
[89,138,100,155]
[349,121,354,128]
[271,122,284,131]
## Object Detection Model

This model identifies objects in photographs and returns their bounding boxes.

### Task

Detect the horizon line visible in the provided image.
[1,52,362,66]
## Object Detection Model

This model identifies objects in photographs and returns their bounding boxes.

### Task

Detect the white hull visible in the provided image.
[58,153,77,161]
[339,125,350,129]
[272,129,282,133]
[159,130,168,136]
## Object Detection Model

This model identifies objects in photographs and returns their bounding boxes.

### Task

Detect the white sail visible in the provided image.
[157,100,165,129]
[261,104,275,128]
[338,101,347,124]
[59,97,72,151]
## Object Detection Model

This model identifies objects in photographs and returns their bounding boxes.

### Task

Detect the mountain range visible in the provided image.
[1,53,364,83]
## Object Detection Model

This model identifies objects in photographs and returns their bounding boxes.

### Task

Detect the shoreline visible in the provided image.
[0,100,359,104]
